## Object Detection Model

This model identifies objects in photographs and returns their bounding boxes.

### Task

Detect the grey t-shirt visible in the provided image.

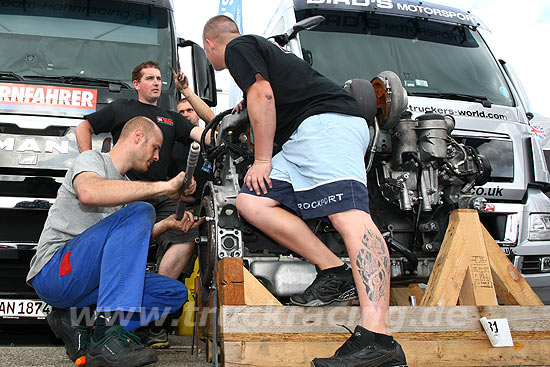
[27,150,127,282]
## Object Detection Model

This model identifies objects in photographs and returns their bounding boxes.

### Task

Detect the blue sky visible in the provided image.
[174,0,550,117]
[538,5,550,23]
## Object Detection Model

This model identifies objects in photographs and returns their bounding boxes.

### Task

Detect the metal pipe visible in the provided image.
[191,293,197,355]
[366,118,380,173]
[176,142,201,220]
[212,284,219,367]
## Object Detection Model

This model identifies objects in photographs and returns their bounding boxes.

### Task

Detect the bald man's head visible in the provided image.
[119,116,161,142]
[115,116,163,172]
[202,15,240,43]
[202,15,241,71]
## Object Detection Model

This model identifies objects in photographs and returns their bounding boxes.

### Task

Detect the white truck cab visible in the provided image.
[0,0,216,322]
[259,0,550,302]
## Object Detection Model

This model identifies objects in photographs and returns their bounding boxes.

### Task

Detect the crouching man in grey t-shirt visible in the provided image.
[26,116,198,367]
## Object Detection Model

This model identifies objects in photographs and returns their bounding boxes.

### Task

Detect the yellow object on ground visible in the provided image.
[177,258,199,335]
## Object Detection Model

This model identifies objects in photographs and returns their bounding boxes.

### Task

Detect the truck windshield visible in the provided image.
[298,11,514,107]
[0,0,173,89]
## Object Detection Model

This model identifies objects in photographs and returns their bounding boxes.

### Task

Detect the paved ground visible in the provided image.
[0,324,211,367]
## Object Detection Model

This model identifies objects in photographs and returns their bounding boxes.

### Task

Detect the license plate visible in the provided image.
[0,299,51,319]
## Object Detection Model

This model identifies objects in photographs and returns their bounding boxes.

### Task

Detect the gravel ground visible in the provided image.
[0,324,211,367]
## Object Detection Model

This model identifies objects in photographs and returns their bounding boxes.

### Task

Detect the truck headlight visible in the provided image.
[529,214,550,240]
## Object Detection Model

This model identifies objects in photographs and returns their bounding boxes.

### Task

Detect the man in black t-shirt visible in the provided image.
[75,62,206,319]
[202,16,406,367]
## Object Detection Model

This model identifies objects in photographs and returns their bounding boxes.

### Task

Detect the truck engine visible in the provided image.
[196,71,490,300]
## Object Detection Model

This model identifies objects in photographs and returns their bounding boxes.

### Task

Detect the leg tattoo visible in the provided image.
[356,227,389,303]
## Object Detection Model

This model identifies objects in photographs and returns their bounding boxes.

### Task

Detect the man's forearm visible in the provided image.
[182,87,215,123]
[75,120,94,152]
[75,174,174,207]
[151,220,168,241]
[247,82,276,161]
[189,126,214,146]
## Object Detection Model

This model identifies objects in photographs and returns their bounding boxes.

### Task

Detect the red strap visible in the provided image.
[59,251,72,277]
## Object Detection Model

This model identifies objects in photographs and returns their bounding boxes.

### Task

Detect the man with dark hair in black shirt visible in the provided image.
[75,60,208,348]
[202,15,406,367]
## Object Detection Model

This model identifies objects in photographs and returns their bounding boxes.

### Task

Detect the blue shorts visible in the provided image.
[240,113,370,219]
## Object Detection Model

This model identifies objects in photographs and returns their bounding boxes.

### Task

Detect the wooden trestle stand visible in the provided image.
[194,209,550,366]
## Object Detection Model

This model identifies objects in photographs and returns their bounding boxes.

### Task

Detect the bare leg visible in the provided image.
[329,209,391,335]
[158,242,195,279]
[236,194,343,270]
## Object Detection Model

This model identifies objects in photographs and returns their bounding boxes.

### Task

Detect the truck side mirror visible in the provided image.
[178,38,217,107]
[271,15,325,47]
[288,15,325,41]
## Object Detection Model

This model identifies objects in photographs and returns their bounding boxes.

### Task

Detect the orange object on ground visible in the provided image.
[75,356,86,366]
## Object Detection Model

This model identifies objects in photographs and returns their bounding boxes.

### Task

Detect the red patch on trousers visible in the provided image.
[59,252,72,276]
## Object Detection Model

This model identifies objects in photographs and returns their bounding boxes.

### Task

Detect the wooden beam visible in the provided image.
[482,227,543,306]
[215,257,245,306]
[409,283,424,305]
[222,339,550,367]
[458,210,498,305]
[420,210,471,305]
[459,214,498,306]
[243,267,282,306]
[219,305,550,367]
[391,286,411,306]
[221,305,550,335]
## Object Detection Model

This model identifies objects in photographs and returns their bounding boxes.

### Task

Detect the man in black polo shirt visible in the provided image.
[75,61,206,347]
[202,16,406,367]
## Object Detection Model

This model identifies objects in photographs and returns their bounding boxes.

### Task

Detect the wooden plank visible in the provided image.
[218,305,550,366]
[215,257,245,306]
[460,210,498,306]
[458,267,476,305]
[220,331,550,342]
[223,340,338,367]
[409,284,424,305]
[401,338,550,367]
[482,227,544,306]
[222,339,550,367]
[221,305,550,335]
[420,210,471,306]
[243,267,282,306]
[390,286,411,306]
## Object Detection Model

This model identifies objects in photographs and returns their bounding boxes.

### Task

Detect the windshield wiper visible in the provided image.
[23,75,131,89]
[0,71,25,81]
[408,91,492,107]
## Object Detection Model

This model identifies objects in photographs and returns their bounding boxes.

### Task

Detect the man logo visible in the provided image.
[0,137,69,154]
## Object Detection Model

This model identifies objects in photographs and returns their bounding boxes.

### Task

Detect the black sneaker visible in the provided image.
[86,325,158,367]
[46,309,92,361]
[290,267,357,306]
[134,327,170,349]
[311,325,407,367]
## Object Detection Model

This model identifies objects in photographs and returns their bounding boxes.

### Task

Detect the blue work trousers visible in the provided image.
[31,202,187,331]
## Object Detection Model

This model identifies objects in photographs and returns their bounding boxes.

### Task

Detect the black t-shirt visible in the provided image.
[225,35,363,147]
[85,99,195,181]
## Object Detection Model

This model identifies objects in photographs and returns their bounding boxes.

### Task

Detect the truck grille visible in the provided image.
[478,212,518,245]
[0,123,70,137]
[479,214,507,241]
[0,208,48,242]
[521,256,542,274]
[0,257,35,295]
